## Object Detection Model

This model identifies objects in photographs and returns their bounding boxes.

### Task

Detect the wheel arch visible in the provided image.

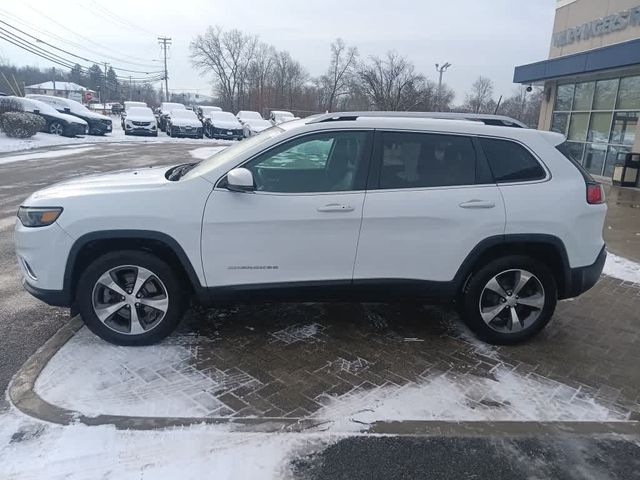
[454,234,571,299]
[64,230,208,310]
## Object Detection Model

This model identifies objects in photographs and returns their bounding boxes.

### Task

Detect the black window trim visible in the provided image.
[214,128,375,195]
[367,128,497,192]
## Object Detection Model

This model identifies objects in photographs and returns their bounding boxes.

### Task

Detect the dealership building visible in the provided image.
[514,0,640,178]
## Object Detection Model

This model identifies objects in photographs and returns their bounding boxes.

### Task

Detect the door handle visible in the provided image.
[317,203,355,212]
[459,199,495,209]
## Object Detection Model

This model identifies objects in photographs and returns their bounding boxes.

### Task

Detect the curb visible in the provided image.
[8,318,640,436]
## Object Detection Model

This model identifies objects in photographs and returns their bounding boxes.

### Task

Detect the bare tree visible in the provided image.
[497,86,543,127]
[245,42,276,113]
[357,52,433,111]
[319,39,358,112]
[464,76,494,113]
[190,26,258,111]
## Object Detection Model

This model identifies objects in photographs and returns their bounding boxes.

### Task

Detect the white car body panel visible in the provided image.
[201,190,365,286]
[354,184,506,282]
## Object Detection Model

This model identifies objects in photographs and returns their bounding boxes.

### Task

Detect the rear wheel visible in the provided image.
[461,255,557,345]
[76,251,187,346]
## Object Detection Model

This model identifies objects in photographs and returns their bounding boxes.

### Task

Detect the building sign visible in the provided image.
[553,5,640,47]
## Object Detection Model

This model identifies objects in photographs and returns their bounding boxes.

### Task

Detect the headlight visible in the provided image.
[17,207,63,227]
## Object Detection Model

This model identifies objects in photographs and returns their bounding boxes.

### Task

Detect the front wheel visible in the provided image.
[76,251,187,346]
[461,255,557,345]
[49,121,64,135]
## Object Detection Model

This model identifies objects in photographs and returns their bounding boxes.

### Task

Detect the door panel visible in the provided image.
[201,130,373,288]
[354,130,505,283]
[354,185,505,282]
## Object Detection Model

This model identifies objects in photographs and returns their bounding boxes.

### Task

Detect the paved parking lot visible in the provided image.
[1,142,640,478]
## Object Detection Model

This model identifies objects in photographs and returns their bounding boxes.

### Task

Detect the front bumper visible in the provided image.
[88,121,113,135]
[564,245,607,298]
[64,123,87,137]
[171,126,203,138]
[22,280,70,307]
[210,129,243,140]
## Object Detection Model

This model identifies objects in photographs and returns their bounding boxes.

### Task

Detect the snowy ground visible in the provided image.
[0,121,234,157]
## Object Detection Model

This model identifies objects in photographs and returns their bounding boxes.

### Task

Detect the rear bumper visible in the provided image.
[564,245,607,298]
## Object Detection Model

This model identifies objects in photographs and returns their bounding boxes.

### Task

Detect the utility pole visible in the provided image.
[129,76,133,101]
[435,62,451,112]
[103,62,109,104]
[158,36,171,102]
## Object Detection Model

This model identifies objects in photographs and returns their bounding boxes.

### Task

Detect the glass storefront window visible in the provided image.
[564,141,586,165]
[573,82,595,110]
[583,143,607,175]
[604,145,631,177]
[555,84,574,111]
[616,76,640,110]
[568,113,589,141]
[610,111,638,146]
[551,113,569,135]
[593,79,618,110]
[587,112,612,143]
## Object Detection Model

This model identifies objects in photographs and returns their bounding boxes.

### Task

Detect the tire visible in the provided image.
[76,250,187,346]
[49,121,64,135]
[461,255,557,345]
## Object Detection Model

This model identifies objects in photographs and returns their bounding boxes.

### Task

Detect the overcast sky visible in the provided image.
[0,0,557,103]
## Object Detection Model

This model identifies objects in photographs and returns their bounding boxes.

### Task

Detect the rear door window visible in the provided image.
[478,137,546,183]
[377,132,485,189]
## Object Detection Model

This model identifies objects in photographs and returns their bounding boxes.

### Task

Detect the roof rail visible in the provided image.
[307,111,528,128]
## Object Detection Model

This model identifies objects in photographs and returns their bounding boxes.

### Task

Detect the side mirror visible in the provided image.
[64,108,71,113]
[33,109,40,114]
[226,168,254,192]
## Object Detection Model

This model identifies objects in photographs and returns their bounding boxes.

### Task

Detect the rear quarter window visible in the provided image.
[479,137,546,183]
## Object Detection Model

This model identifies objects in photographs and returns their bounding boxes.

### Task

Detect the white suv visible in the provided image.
[15,112,607,346]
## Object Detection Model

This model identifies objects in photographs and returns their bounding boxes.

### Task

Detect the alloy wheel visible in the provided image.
[478,269,545,333]
[49,122,64,135]
[91,265,169,335]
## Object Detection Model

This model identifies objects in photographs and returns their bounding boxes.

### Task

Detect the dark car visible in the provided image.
[157,102,186,131]
[165,109,203,138]
[6,96,87,137]
[26,94,112,135]
[203,111,244,140]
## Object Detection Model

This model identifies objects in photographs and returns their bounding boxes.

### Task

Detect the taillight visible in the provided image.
[586,183,605,204]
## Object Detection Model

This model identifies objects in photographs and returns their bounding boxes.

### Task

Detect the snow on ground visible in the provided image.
[189,146,229,160]
[0,123,233,155]
[0,147,98,166]
[0,407,325,480]
[603,252,640,283]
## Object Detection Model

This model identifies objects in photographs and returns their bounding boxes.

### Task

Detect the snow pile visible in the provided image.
[314,366,627,432]
[603,252,640,284]
[0,146,97,165]
[0,408,319,480]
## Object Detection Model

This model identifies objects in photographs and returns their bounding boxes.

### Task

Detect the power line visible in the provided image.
[0,19,164,75]
[87,0,158,37]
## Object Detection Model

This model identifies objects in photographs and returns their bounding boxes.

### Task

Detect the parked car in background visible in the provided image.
[195,105,222,122]
[203,111,243,140]
[6,96,87,137]
[26,94,112,135]
[157,102,186,131]
[165,109,203,138]
[237,110,272,137]
[121,101,147,128]
[14,112,608,345]
[123,107,157,136]
[110,103,123,115]
[269,110,295,125]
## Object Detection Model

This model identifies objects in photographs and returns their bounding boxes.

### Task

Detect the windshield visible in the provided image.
[125,102,146,110]
[68,99,92,114]
[209,112,237,122]
[183,126,284,180]
[239,111,262,120]
[162,103,185,112]
[171,110,197,119]
[20,98,59,116]
[127,107,153,116]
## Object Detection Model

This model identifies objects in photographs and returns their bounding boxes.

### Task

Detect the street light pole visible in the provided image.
[435,62,451,112]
